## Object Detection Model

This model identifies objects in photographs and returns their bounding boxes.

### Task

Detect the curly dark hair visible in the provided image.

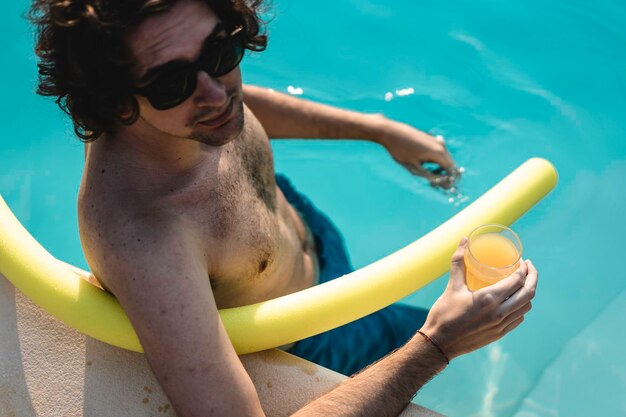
[28,0,268,141]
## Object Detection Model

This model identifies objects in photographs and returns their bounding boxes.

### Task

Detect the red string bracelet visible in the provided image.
[417,330,450,365]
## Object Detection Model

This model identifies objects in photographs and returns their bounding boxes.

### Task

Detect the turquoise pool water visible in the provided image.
[2,0,625,416]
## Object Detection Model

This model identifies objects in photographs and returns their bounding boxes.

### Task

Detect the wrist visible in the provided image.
[417,324,456,362]
[416,329,450,365]
[362,113,393,145]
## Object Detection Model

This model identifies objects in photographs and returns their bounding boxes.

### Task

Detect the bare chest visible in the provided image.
[176,129,314,306]
[81,113,315,308]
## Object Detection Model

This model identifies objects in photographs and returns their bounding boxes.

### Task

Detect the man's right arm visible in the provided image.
[88,215,265,417]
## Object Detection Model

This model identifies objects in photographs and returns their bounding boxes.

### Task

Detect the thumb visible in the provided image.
[449,237,468,289]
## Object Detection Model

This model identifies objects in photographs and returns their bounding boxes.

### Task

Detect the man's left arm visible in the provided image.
[243,84,456,176]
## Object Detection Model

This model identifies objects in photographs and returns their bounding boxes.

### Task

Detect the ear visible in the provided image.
[118,99,140,124]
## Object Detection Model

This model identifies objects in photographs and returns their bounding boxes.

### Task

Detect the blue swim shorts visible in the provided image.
[276,174,429,376]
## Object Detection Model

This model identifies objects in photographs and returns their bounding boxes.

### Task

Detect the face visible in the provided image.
[127,0,244,147]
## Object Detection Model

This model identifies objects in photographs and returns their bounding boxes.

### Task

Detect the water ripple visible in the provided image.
[450,31,579,122]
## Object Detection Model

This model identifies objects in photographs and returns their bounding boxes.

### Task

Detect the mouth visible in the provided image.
[197,99,235,128]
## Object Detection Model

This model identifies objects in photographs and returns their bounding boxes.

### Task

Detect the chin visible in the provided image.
[190,101,245,147]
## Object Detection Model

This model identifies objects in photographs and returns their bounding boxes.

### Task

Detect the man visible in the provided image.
[30,0,538,415]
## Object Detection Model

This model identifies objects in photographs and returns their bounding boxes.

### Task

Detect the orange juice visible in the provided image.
[465,231,521,291]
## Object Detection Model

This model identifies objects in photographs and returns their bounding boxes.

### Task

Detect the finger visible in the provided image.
[502,316,525,335]
[474,260,528,303]
[449,238,469,290]
[423,154,453,173]
[493,301,532,329]
[402,162,432,180]
[422,134,452,168]
[428,147,456,172]
[525,259,538,294]
[500,260,537,308]
[499,260,537,310]
[439,153,456,172]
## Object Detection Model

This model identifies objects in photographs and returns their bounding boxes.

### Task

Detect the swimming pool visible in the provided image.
[1,0,625,416]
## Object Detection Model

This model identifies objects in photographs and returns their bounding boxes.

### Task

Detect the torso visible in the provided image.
[78,106,319,309]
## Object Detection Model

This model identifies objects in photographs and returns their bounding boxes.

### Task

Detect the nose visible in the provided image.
[193,71,227,108]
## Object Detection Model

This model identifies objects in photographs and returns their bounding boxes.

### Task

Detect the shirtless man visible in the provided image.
[30,0,538,415]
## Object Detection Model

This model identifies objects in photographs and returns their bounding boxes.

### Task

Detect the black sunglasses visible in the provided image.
[136,26,245,110]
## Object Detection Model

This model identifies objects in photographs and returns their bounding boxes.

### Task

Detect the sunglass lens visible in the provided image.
[209,39,244,78]
[146,70,196,110]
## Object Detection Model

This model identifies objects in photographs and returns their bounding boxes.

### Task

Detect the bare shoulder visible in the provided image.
[78,181,204,295]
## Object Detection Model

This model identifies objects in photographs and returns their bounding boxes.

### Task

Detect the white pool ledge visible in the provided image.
[0,273,443,417]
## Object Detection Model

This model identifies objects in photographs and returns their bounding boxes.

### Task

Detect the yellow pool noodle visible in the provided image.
[0,158,557,354]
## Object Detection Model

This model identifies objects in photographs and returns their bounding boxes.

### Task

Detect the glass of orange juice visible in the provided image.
[464,224,522,291]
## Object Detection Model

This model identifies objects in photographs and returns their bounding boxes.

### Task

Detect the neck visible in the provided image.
[86,120,225,195]
[119,119,208,171]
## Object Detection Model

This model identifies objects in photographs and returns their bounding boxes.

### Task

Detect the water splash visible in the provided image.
[287,85,304,95]
[383,87,416,102]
